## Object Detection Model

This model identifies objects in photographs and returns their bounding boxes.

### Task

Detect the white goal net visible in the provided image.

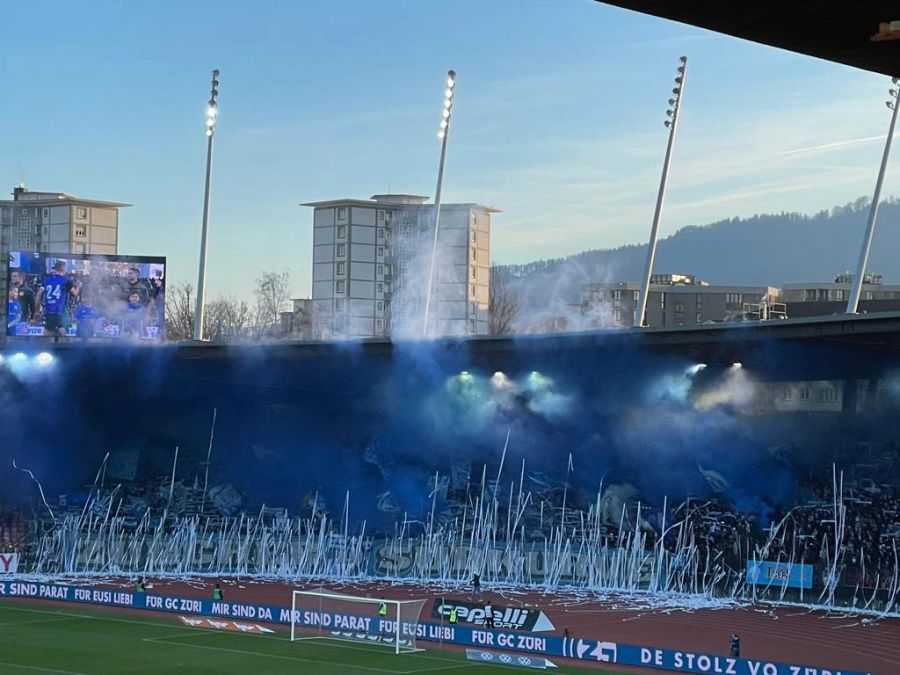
[289,588,427,654]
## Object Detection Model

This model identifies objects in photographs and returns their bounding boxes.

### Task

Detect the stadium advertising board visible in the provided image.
[6,251,166,341]
[0,581,871,675]
[745,561,814,590]
[431,598,555,631]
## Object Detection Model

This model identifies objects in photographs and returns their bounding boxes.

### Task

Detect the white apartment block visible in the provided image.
[1,186,129,338]
[302,194,496,339]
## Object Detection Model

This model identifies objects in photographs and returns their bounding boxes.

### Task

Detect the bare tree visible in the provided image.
[251,269,292,338]
[165,282,196,341]
[205,296,252,341]
[489,267,520,335]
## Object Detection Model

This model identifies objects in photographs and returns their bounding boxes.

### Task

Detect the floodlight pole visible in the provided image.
[194,69,220,342]
[846,80,900,315]
[423,70,456,338]
[635,57,687,327]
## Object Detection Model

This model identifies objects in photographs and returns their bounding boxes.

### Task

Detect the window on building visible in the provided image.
[675,319,684,327]
[783,389,792,401]
[41,207,50,220]
[377,228,384,239]
[674,301,685,312]
[696,294,702,309]
[613,289,623,301]
[834,289,845,301]
[377,282,383,293]
[377,264,383,275]
[335,298,345,311]
[471,284,476,298]
[336,244,346,258]
[469,319,476,332]
[821,389,837,403]
[74,225,87,239]
[471,267,476,280]
[471,230,477,243]
[376,301,383,311]
[336,225,346,239]
[376,319,383,330]
[336,280,345,294]
[471,248,477,261]
[695,312,702,323]
[470,302,477,314]
[336,207,348,220]
[660,292,666,309]
[75,206,88,220]
[613,308,622,323]
[15,234,31,248]
[378,210,385,222]
[800,388,810,401]
[16,216,31,232]
[336,262,345,275]
[726,293,742,305]
[377,246,384,257]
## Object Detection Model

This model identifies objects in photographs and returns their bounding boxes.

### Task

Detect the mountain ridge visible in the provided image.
[494,197,900,322]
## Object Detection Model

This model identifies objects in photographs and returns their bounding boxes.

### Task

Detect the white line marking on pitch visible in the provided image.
[142,636,404,673]
[0,662,91,675]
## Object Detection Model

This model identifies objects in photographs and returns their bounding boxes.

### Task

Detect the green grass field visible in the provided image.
[0,601,619,674]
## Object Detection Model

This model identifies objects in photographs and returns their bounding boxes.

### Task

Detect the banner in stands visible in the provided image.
[370,540,655,583]
[745,561,814,590]
[431,598,555,632]
[0,581,870,675]
[0,553,18,574]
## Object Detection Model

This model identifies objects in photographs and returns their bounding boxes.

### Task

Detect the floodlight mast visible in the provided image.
[635,56,687,327]
[193,68,220,341]
[423,70,456,337]
[846,78,900,315]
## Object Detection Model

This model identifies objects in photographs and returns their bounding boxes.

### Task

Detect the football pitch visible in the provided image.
[0,601,620,674]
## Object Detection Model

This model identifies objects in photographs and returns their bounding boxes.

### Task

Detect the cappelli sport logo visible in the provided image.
[432,599,555,632]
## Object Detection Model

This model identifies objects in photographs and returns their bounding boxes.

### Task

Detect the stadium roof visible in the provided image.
[29,311,900,383]
[597,1,900,76]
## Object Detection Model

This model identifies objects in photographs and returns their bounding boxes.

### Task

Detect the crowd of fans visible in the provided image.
[0,507,26,553]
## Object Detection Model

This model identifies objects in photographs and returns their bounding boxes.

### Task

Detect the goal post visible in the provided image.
[290,588,427,654]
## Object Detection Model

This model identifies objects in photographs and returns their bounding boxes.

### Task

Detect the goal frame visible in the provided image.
[290,589,425,655]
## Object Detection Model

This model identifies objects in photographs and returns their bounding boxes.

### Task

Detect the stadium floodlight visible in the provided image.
[35,352,53,365]
[423,69,457,337]
[635,56,688,327]
[194,68,220,341]
[847,78,900,314]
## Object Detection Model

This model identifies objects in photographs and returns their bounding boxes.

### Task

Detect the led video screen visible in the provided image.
[6,251,166,341]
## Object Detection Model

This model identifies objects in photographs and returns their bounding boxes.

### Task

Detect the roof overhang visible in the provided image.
[597,1,900,76]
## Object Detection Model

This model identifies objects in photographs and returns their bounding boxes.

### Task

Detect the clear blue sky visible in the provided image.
[1,0,895,300]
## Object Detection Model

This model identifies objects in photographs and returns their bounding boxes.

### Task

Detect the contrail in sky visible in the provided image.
[777,134,889,156]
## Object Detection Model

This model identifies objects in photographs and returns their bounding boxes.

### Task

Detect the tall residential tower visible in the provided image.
[302,193,497,339]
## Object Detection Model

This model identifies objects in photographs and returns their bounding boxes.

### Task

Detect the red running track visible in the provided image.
[33,578,900,674]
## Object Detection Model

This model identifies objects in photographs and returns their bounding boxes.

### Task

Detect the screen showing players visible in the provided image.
[7,251,167,341]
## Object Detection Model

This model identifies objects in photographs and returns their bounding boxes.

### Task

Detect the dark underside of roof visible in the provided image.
[598,1,900,76]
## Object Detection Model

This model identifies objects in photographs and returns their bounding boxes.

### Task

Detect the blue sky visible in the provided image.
[1,0,896,299]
